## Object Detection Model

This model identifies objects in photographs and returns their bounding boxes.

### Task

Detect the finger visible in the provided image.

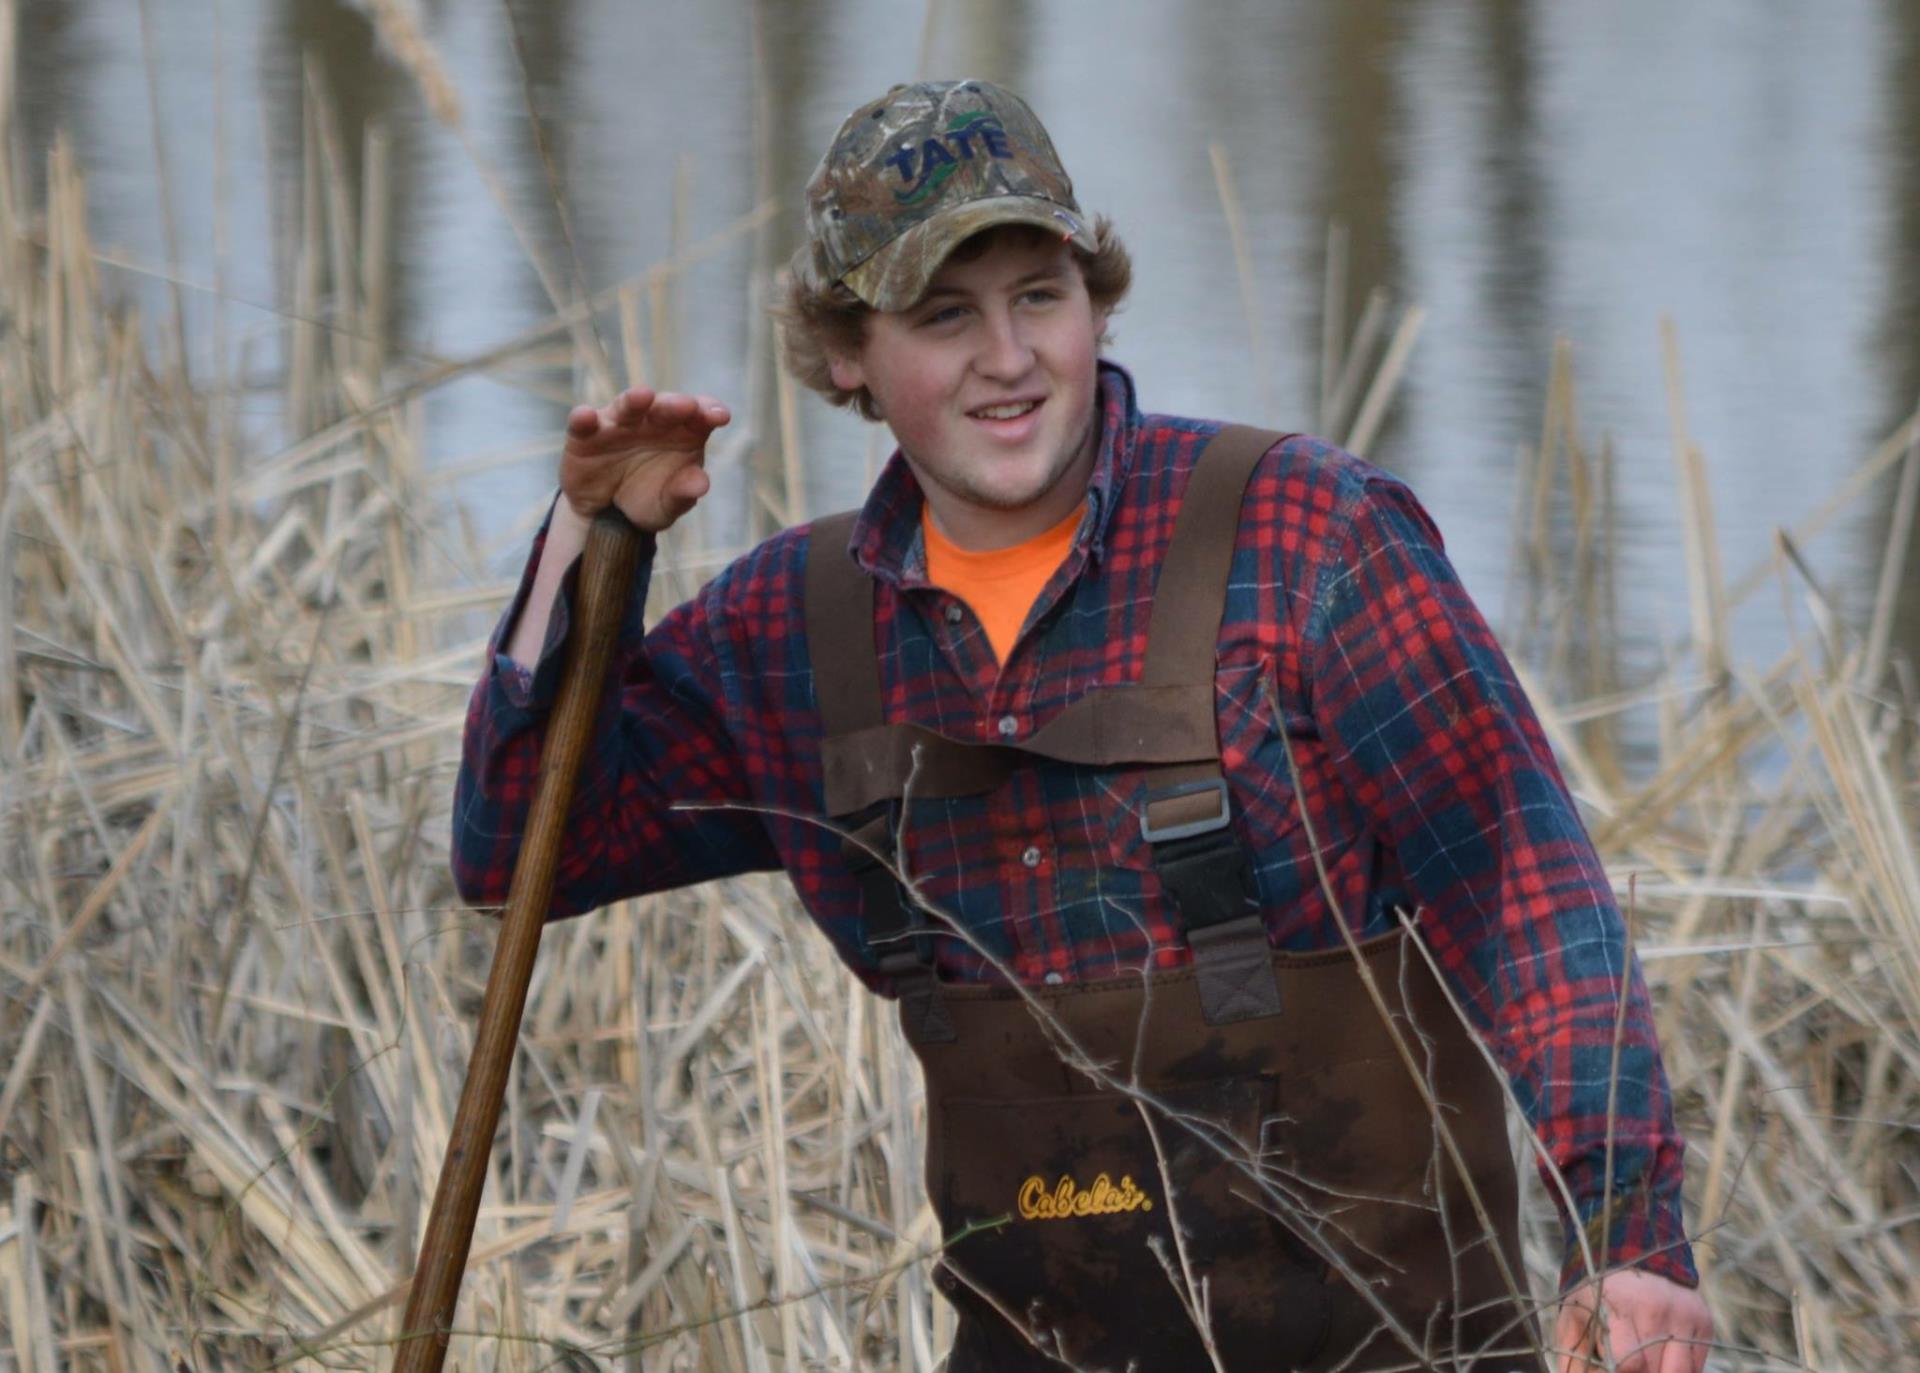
[1659,1329,1705,1373]
[694,394,732,427]
[566,404,602,440]
[640,389,696,419]
[1551,1305,1594,1373]
[1604,1308,1656,1373]
[610,387,655,427]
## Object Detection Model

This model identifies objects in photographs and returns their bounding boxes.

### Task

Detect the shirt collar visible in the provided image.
[845,360,1142,587]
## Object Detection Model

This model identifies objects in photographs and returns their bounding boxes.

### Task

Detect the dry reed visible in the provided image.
[2,68,1918,1373]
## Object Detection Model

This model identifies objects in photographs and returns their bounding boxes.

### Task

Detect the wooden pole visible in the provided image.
[392,508,644,1371]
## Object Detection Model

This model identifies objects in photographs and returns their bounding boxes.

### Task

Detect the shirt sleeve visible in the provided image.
[451,502,782,918]
[1305,474,1698,1293]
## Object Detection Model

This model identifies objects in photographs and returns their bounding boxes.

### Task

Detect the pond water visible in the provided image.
[16,0,1920,681]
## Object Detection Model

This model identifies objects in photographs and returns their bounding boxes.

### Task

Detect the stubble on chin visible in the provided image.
[959,412,1097,512]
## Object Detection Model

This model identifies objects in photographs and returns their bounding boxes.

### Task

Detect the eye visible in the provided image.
[1020,286,1062,306]
[917,304,968,327]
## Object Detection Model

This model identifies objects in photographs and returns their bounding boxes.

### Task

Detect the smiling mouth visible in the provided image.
[969,400,1041,421]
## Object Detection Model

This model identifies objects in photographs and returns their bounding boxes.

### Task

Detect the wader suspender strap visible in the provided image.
[1133,424,1288,1023]
[806,508,960,1044]
[805,426,1293,1032]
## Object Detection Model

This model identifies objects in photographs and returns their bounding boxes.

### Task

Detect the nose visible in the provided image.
[974,305,1035,381]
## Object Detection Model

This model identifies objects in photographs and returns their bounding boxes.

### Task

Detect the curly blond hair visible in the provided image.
[771,217,1133,422]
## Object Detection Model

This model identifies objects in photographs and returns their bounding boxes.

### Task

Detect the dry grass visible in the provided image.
[3,58,1919,1373]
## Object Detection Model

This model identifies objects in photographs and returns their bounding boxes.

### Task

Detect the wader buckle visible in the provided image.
[1142,778,1282,1025]
[1144,777,1252,935]
[1139,778,1231,843]
[847,810,957,1045]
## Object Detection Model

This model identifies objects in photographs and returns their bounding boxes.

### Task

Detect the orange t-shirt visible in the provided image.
[922,501,1085,663]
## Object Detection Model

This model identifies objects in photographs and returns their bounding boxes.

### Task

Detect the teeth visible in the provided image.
[974,402,1036,420]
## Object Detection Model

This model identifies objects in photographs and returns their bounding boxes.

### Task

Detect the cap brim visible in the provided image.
[840,195,1099,312]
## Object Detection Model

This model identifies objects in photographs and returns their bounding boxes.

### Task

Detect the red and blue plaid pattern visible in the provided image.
[454,363,1696,1291]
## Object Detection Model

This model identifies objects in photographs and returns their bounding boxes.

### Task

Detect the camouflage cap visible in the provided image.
[804,80,1097,312]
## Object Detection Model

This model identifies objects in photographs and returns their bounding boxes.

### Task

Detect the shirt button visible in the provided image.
[944,604,963,624]
[997,714,1019,738]
[1043,972,1064,986]
[1021,845,1042,868]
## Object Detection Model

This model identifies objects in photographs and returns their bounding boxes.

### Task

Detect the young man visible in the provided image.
[456,81,1712,1371]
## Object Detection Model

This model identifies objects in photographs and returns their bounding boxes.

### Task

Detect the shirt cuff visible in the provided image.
[1556,1142,1700,1293]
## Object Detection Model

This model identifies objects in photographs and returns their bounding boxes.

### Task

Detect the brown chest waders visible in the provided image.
[806,428,1545,1372]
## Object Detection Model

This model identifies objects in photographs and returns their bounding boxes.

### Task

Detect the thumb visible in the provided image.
[658,462,712,523]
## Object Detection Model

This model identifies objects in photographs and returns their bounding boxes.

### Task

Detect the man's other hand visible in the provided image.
[1553,1268,1712,1373]
[560,387,730,533]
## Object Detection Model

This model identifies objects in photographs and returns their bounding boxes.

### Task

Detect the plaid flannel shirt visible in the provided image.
[454,362,1697,1291]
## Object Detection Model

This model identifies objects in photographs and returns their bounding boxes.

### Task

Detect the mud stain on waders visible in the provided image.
[910,931,1542,1371]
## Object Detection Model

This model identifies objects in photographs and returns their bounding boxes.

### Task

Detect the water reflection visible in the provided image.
[16,1,83,207]
[262,0,420,398]
[1875,0,1920,667]
[1312,0,1405,373]
[1473,0,1548,401]
[920,0,1035,89]
[10,0,1915,679]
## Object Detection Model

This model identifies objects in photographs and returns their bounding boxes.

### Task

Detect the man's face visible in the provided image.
[829,230,1108,550]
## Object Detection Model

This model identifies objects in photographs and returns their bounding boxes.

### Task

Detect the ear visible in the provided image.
[828,350,866,393]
